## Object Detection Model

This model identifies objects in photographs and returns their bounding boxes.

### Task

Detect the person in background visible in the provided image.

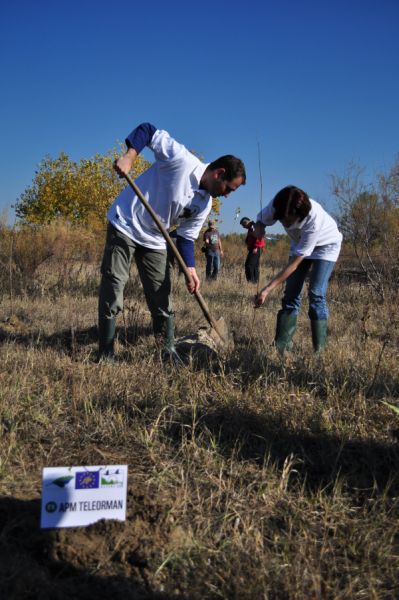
[203,220,224,281]
[240,217,265,283]
[254,185,342,354]
[98,121,246,361]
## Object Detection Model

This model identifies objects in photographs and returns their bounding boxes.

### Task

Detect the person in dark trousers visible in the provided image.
[203,220,223,281]
[240,217,265,283]
[254,186,342,354]
[98,122,246,361]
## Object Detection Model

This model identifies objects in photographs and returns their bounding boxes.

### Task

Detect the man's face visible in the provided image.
[241,220,251,230]
[208,169,243,198]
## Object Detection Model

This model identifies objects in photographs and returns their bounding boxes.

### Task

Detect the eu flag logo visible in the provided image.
[75,471,100,489]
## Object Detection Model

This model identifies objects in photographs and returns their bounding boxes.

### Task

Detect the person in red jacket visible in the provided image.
[240,217,265,283]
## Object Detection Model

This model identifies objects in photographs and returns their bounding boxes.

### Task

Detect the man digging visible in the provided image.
[98,122,246,362]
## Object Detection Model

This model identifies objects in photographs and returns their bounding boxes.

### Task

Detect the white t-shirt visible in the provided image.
[107,129,213,250]
[257,198,342,261]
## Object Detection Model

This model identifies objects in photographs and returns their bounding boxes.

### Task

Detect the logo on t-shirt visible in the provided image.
[179,204,202,219]
[210,234,219,245]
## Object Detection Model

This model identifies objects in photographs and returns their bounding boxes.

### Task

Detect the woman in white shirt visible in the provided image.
[254,186,342,353]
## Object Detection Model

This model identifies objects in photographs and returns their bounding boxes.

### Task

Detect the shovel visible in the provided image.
[122,172,230,348]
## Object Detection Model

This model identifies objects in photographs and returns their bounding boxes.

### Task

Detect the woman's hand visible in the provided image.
[254,287,271,308]
[254,256,304,308]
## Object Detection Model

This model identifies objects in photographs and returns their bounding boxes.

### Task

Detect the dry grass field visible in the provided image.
[1,243,399,599]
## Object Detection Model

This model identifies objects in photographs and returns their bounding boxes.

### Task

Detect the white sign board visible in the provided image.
[41,465,128,529]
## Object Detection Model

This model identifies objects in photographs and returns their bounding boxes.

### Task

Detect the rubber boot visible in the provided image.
[97,317,116,362]
[153,314,182,364]
[311,319,328,353]
[275,311,297,355]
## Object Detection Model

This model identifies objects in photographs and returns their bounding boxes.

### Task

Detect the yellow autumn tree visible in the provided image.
[15,148,151,231]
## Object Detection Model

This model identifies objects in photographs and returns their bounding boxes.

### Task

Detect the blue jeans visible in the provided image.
[206,252,221,280]
[281,259,335,320]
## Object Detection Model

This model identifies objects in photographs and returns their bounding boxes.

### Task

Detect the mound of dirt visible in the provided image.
[176,324,234,367]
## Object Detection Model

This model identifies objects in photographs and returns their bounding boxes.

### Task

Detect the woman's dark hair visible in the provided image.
[272,186,311,222]
[208,155,246,184]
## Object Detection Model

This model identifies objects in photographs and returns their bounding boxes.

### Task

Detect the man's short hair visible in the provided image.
[272,186,311,222]
[240,217,251,225]
[208,155,246,184]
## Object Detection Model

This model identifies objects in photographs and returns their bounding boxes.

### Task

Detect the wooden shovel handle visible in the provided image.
[123,172,225,339]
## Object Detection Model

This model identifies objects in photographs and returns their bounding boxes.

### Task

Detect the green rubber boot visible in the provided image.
[153,314,182,363]
[275,311,298,355]
[98,317,116,362]
[311,319,328,353]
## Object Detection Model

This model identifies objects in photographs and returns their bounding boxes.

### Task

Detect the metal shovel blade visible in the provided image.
[205,316,232,352]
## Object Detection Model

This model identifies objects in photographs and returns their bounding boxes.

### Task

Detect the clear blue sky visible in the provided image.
[1,0,398,234]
